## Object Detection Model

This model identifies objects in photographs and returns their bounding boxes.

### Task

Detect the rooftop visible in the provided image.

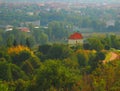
[68,32,83,40]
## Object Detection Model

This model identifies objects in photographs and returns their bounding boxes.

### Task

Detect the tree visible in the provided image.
[90,60,120,91]
[0,81,9,91]
[6,35,14,47]
[38,44,52,55]
[26,37,36,48]
[86,38,104,51]
[37,44,52,61]
[8,45,32,65]
[35,60,80,91]
[47,44,72,60]
[109,35,120,49]
[0,31,3,46]
[21,61,34,76]
[10,63,28,80]
[89,52,105,72]
[13,39,18,46]
[21,56,41,75]
[114,21,120,31]
[32,29,48,45]
[27,56,41,69]
[76,50,89,67]
[0,62,10,81]
[93,79,106,91]
[46,21,69,41]
[0,61,28,81]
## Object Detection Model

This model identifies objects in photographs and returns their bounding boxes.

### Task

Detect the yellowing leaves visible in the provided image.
[76,49,96,55]
[8,45,33,56]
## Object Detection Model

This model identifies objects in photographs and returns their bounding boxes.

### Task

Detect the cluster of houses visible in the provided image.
[1,24,84,46]
[1,20,41,33]
[5,25,30,32]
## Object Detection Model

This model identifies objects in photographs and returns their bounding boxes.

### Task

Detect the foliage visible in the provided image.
[9,63,28,81]
[89,60,120,91]
[76,50,89,67]
[0,61,28,81]
[8,45,32,55]
[27,56,41,69]
[35,60,81,91]
[21,56,41,76]
[0,43,120,91]
[8,45,33,65]
[0,81,9,91]
[47,44,72,60]
[0,62,10,81]
[32,29,48,45]
[46,21,69,41]
[85,38,104,51]
[1,3,120,91]
[21,61,34,76]
[38,44,52,55]
[26,37,35,48]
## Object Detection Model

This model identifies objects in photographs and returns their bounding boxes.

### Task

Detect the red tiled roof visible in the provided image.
[68,32,83,39]
[18,27,30,32]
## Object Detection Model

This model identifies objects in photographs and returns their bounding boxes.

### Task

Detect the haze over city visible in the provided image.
[0,0,120,3]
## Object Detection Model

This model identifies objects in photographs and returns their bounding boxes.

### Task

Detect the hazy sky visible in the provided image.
[0,0,119,3]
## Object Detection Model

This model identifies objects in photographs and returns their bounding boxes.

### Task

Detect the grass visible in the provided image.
[104,52,112,62]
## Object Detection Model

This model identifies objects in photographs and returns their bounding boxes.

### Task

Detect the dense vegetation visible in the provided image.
[0,32,120,90]
[0,3,120,91]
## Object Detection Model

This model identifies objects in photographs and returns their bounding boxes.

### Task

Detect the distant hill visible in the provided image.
[0,0,120,3]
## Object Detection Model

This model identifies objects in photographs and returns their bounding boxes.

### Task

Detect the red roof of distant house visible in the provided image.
[18,27,30,32]
[68,32,83,40]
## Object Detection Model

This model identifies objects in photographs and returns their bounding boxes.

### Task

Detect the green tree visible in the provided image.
[47,21,69,42]
[47,44,72,60]
[86,38,104,51]
[32,29,48,45]
[0,62,10,81]
[93,79,106,91]
[26,37,35,48]
[76,50,89,67]
[21,61,34,76]
[13,39,18,46]
[0,81,9,91]
[11,50,31,65]
[10,63,28,80]
[21,56,41,75]
[38,44,52,55]
[6,35,14,47]
[0,61,27,81]
[89,52,105,72]
[35,60,80,91]
[114,21,120,31]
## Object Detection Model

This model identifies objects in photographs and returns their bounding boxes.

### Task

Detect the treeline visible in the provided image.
[40,9,120,32]
[1,25,120,49]
[0,41,120,90]
[0,21,71,46]
[0,3,39,25]
[0,33,120,90]
[39,10,106,31]
[0,4,120,32]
